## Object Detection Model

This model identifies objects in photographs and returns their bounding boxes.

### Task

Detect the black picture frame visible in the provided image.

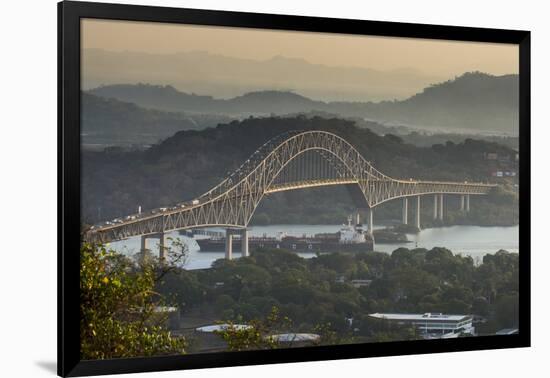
[58,1,531,376]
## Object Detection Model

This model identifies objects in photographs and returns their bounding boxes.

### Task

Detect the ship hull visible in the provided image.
[195,237,373,253]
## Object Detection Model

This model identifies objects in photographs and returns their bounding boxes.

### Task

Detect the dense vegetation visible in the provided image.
[82,116,518,226]
[80,243,186,359]
[157,247,519,345]
[79,239,519,356]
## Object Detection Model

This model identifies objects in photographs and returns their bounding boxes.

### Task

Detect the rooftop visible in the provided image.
[267,333,321,342]
[369,312,471,322]
[153,306,178,313]
[495,328,519,335]
[195,324,252,333]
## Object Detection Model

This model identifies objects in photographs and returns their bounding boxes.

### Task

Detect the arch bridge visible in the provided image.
[86,130,496,259]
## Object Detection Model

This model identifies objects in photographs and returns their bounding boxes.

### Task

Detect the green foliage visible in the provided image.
[156,246,518,344]
[80,243,186,360]
[216,307,292,351]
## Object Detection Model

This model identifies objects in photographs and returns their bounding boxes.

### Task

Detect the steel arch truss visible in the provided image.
[87,131,495,244]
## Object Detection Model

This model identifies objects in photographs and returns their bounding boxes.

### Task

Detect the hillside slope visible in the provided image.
[81,92,232,146]
[88,72,519,135]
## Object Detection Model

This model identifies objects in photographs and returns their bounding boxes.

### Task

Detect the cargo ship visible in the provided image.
[192,216,374,253]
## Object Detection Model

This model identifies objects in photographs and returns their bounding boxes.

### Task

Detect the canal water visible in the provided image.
[108,224,519,270]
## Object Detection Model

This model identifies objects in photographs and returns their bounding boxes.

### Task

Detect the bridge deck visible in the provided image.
[86,130,498,244]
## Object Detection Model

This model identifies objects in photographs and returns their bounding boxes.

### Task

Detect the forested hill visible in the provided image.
[358,72,519,134]
[82,116,518,224]
[82,92,196,137]
[81,92,232,146]
[88,72,518,134]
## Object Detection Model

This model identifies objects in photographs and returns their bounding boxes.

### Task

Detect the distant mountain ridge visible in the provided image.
[82,48,444,101]
[359,72,519,133]
[89,72,519,135]
[89,85,324,115]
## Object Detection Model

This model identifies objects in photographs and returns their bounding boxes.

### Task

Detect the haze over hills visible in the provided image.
[89,85,324,115]
[81,92,232,146]
[89,72,519,135]
[360,72,519,134]
[82,49,445,101]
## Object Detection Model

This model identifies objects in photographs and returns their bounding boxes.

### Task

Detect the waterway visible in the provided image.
[108,224,519,270]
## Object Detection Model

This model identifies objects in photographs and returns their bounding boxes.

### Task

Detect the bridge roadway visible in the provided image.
[85,130,496,259]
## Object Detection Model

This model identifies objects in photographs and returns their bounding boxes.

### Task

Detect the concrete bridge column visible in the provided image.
[355,210,361,225]
[367,207,374,236]
[439,194,444,220]
[466,194,470,212]
[460,195,465,212]
[139,235,150,265]
[158,232,166,264]
[402,198,408,225]
[241,229,249,257]
[367,207,375,250]
[140,233,166,264]
[140,235,148,253]
[415,196,421,230]
[225,230,233,260]
[433,194,438,220]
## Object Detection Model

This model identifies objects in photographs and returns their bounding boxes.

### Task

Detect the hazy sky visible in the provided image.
[82,19,518,77]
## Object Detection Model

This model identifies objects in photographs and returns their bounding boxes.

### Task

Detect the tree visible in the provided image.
[216,306,291,351]
[80,243,186,359]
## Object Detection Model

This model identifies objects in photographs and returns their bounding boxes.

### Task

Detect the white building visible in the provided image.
[195,324,251,333]
[369,312,475,338]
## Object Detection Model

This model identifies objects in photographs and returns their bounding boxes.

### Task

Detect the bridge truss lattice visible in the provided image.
[87,130,495,243]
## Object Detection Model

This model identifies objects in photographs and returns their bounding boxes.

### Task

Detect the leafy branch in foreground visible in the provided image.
[80,242,186,360]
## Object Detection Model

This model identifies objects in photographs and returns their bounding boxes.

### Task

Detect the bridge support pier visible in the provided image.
[466,194,470,212]
[241,229,249,257]
[225,230,233,260]
[140,232,166,264]
[460,195,465,212]
[367,208,374,236]
[402,198,408,225]
[433,195,438,220]
[439,194,444,220]
[415,196,421,230]
[367,207,375,250]
[158,232,166,264]
[140,235,148,254]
